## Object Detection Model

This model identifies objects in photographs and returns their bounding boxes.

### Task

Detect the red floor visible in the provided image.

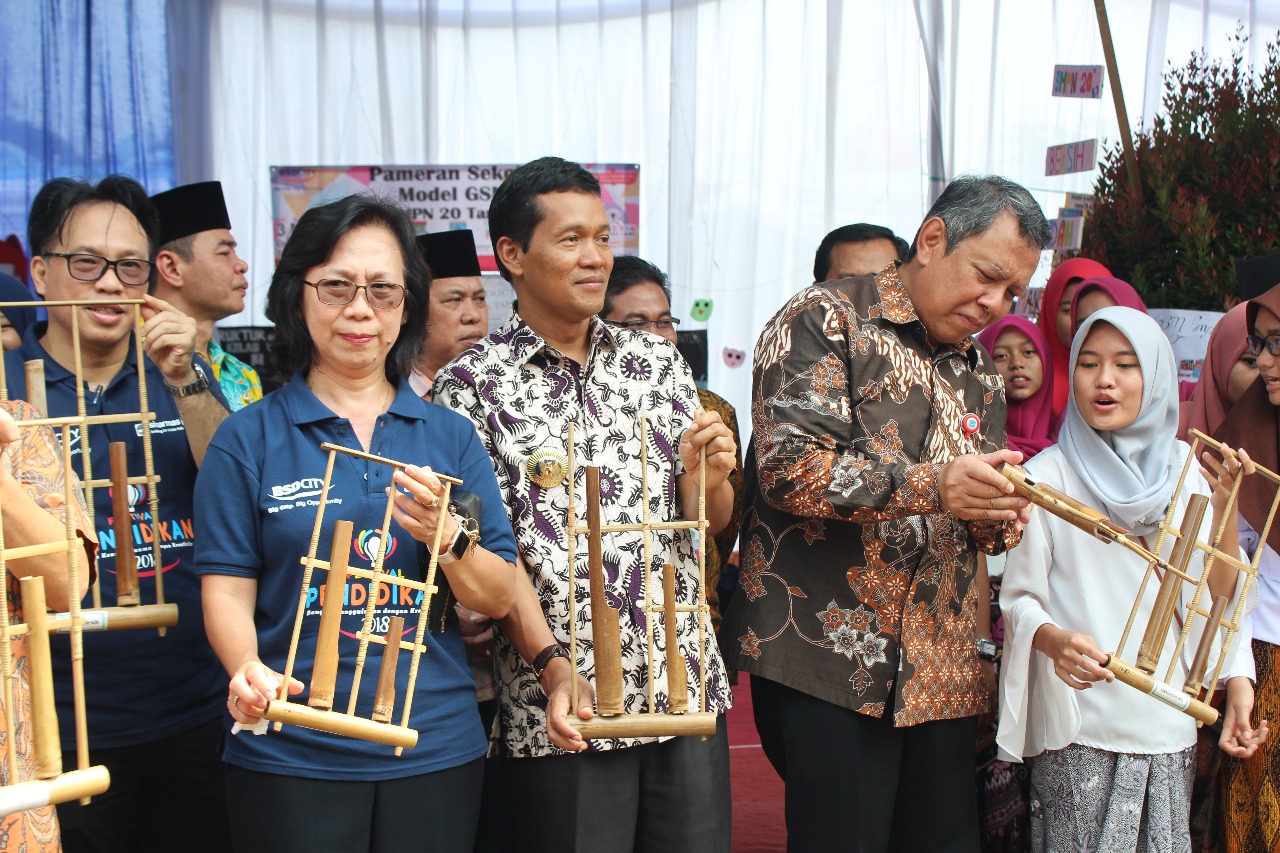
[728,674,786,852]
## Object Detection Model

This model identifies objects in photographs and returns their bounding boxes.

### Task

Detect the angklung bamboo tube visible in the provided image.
[1185,594,1230,697]
[586,467,624,716]
[21,577,61,780]
[262,701,418,749]
[372,616,404,723]
[662,562,688,713]
[109,442,139,607]
[23,361,46,416]
[309,520,353,712]
[0,766,110,816]
[1137,494,1208,673]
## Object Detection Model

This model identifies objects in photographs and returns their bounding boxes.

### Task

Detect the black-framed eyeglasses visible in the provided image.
[1246,334,1280,357]
[606,317,682,334]
[304,279,406,310]
[44,252,154,287]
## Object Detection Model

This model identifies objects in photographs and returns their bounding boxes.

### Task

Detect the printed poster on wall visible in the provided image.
[270,163,640,271]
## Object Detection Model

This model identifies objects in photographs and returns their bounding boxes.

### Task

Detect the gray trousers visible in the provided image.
[504,714,731,853]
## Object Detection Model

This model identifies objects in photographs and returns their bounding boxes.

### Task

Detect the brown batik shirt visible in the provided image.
[727,264,1019,726]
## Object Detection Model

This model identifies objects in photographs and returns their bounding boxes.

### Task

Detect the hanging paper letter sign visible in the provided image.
[1045,140,1098,177]
[1052,65,1105,99]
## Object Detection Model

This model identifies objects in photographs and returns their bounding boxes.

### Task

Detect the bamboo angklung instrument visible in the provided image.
[264,442,461,752]
[109,442,140,607]
[309,521,353,713]
[586,467,624,716]
[566,418,717,739]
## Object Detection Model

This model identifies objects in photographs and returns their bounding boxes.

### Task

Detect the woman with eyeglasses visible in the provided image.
[194,195,520,853]
[1214,284,1280,852]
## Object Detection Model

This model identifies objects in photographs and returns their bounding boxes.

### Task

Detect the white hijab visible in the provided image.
[1057,306,1183,535]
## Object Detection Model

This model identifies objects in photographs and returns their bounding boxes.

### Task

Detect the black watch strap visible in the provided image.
[532,644,568,678]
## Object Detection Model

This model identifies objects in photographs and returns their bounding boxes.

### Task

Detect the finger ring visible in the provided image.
[430,496,439,509]
[230,695,239,708]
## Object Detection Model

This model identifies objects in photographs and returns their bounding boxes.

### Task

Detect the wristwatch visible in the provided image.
[532,643,569,679]
[436,514,480,565]
[165,364,210,398]
[976,637,999,662]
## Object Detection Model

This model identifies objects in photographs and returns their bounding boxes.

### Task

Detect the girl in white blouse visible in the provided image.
[997,306,1265,853]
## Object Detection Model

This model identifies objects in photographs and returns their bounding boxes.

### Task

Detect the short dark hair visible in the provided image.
[488,157,601,282]
[28,175,160,259]
[604,255,671,316]
[158,233,198,263]
[904,174,1051,261]
[266,194,429,382]
[813,224,909,281]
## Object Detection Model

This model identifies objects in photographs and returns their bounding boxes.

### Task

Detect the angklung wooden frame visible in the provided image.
[0,297,204,813]
[564,417,716,739]
[263,442,459,755]
[999,427,1277,726]
[0,299,178,634]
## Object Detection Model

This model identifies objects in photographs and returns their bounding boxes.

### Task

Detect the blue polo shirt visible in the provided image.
[194,373,517,780]
[4,324,230,749]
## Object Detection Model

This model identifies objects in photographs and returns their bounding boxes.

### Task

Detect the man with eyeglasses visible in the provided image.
[601,255,745,635]
[151,181,262,411]
[4,175,232,852]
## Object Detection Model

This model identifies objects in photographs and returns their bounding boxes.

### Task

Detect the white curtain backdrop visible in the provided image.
[198,0,1280,427]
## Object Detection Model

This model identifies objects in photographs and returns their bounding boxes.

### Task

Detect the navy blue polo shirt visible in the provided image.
[4,324,230,749]
[194,373,517,780]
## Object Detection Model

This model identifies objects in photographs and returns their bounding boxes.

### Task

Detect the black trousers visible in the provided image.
[225,758,484,853]
[751,676,980,853]
[56,717,230,853]
[505,716,731,853]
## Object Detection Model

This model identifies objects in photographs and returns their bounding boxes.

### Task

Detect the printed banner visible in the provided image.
[1149,308,1225,383]
[1045,139,1098,176]
[1052,65,1105,98]
[270,163,640,271]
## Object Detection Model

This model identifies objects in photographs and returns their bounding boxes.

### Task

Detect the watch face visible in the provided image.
[449,524,470,560]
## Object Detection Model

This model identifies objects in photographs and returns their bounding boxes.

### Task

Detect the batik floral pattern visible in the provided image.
[725,264,1017,726]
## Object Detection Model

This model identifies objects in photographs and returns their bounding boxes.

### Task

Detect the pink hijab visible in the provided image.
[1039,258,1112,415]
[978,315,1058,459]
[1068,276,1148,334]
[1178,302,1250,440]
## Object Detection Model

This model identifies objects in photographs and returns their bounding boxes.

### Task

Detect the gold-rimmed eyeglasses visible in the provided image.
[304,279,406,310]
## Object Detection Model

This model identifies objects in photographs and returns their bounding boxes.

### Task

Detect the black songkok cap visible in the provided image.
[150,181,233,247]
[416,229,482,279]
[1236,252,1280,301]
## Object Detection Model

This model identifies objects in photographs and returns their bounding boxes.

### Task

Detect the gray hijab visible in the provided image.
[1057,306,1182,535]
